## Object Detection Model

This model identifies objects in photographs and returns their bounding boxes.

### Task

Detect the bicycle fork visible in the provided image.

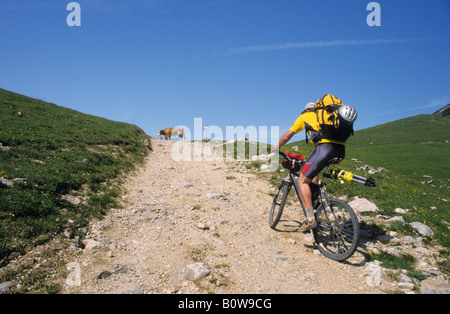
[289,172,336,227]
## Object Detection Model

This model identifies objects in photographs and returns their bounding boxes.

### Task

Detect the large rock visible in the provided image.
[82,239,101,250]
[377,234,396,244]
[409,222,434,237]
[92,270,112,280]
[0,282,12,294]
[0,178,27,187]
[348,197,379,213]
[169,262,211,281]
[0,177,12,187]
[364,261,383,287]
[421,277,450,294]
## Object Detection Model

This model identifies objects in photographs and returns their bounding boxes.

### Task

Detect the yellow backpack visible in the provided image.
[315,94,343,109]
[306,94,354,144]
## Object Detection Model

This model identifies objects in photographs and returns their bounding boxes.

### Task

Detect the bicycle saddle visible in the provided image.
[328,157,343,164]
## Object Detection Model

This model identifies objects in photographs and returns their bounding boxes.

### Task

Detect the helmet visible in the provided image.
[338,105,357,123]
[304,102,315,111]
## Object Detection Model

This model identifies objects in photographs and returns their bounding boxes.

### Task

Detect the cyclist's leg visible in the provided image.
[298,174,316,231]
[298,148,320,230]
[298,175,318,209]
[299,174,313,209]
[299,146,324,211]
[302,143,346,182]
[299,143,345,230]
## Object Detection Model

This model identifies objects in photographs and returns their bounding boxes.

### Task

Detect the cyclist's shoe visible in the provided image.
[298,218,317,232]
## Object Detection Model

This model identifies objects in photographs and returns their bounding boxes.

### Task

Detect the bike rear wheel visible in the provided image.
[313,198,360,262]
[269,181,291,229]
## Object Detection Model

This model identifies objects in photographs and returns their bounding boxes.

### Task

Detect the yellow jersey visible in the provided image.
[290,112,345,146]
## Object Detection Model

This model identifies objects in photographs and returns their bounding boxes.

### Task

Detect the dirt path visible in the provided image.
[66,139,385,294]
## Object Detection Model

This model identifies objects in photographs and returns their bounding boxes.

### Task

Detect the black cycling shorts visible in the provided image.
[301,143,345,180]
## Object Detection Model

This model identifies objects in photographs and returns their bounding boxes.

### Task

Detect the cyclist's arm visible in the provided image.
[272,130,295,151]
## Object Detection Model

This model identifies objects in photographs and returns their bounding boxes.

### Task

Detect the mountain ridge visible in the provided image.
[433,103,450,117]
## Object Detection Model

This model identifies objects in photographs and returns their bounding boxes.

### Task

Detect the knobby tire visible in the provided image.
[269,181,291,230]
[313,198,360,262]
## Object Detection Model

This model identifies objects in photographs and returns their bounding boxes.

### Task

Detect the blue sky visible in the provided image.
[1,0,449,143]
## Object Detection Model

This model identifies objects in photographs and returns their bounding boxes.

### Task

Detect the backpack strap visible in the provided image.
[304,122,316,144]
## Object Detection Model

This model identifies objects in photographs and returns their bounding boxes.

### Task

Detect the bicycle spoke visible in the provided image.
[313,199,360,261]
[325,232,350,255]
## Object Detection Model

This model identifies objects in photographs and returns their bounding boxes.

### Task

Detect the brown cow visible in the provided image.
[158,128,173,140]
[158,127,184,141]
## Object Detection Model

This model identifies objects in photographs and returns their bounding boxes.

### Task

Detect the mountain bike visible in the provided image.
[269,151,376,262]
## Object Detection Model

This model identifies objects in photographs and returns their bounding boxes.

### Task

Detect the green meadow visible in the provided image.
[0,88,151,263]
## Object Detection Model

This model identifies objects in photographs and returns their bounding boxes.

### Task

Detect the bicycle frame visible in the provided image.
[277,150,350,217]
[284,165,333,217]
[285,171,306,216]
[272,151,365,261]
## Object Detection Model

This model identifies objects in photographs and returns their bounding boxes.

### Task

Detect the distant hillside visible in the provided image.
[346,112,449,179]
[434,104,450,117]
[0,88,151,264]
[283,107,450,248]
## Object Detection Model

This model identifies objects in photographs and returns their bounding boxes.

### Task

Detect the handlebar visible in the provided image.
[276,150,304,161]
[276,150,376,187]
[276,150,287,158]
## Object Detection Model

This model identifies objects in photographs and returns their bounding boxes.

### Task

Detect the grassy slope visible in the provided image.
[283,112,450,248]
[0,88,151,262]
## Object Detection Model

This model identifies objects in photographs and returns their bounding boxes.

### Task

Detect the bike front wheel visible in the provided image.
[269,181,291,230]
[313,198,360,262]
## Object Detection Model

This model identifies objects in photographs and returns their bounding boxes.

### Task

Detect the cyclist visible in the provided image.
[272,102,357,231]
